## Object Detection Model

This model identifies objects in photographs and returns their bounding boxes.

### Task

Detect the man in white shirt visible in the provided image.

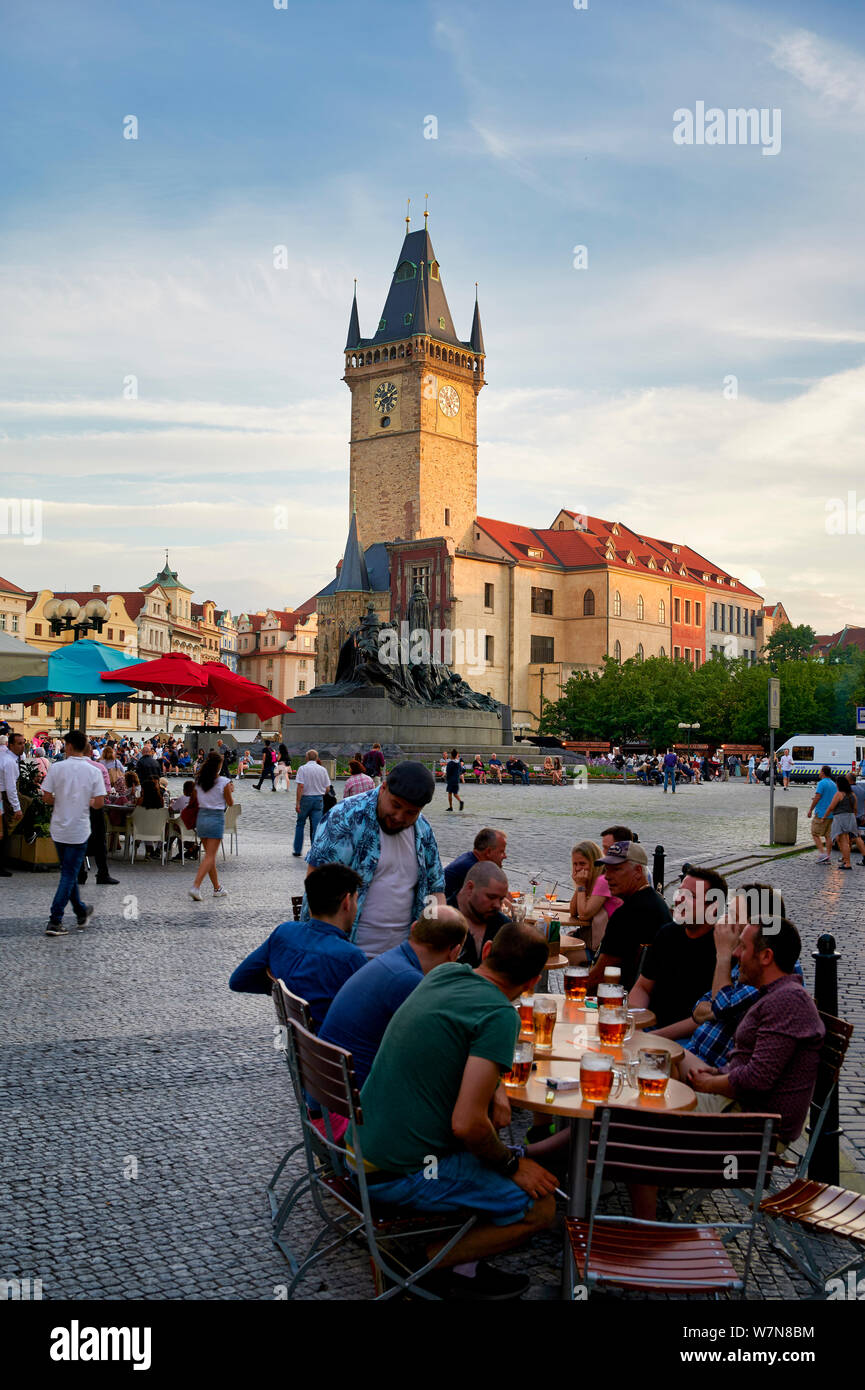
[780,751,793,790]
[40,730,106,936]
[292,749,332,857]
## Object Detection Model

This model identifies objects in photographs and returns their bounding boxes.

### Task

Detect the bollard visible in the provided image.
[808,933,841,1185]
[652,845,665,892]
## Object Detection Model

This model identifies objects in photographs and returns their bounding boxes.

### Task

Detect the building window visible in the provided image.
[117,702,130,720]
[266,659,273,669]
[444,508,450,527]
[684,600,691,624]
[411,565,430,595]
[0,614,6,631]
[107,628,114,641]
[695,601,701,626]
[750,612,756,637]
[685,647,691,664]
[403,312,412,326]
[266,679,273,692]
[45,701,55,716]
[659,646,666,657]
[720,606,726,632]
[674,646,681,661]
[613,641,622,663]
[484,583,494,610]
[636,594,644,621]
[298,680,306,692]
[694,650,701,669]
[299,659,307,669]
[97,701,109,718]
[530,635,554,664]
[531,587,553,616]
[485,635,494,663]
[11,614,19,632]
[34,622,42,636]
[395,261,415,282]
[636,644,644,662]
[583,589,595,616]
[736,606,742,634]
[613,590,622,617]
[658,599,665,624]
[728,604,734,631]
[674,597,681,623]
[712,602,718,629]
[438,316,446,329]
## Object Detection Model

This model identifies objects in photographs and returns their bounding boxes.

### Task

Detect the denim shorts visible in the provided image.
[196,808,225,839]
[363,1151,530,1226]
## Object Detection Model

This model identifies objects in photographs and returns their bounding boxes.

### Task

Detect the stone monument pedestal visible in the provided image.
[282,688,511,756]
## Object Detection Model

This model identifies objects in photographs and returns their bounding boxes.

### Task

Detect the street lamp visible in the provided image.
[678,721,701,758]
[44,596,111,641]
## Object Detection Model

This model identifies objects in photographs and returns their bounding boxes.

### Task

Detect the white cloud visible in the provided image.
[770,29,865,116]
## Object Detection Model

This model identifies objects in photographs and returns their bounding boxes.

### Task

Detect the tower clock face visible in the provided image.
[373,381,398,414]
[438,383,460,418]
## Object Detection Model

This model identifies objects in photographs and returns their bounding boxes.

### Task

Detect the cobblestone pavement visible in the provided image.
[1,777,861,1300]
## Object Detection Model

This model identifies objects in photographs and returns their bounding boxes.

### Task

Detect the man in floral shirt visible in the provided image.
[304,761,445,958]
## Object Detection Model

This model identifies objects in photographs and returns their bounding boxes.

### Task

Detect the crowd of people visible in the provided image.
[225,760,827,1300]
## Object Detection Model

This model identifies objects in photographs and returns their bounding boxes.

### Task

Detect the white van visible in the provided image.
[776,735,862,780]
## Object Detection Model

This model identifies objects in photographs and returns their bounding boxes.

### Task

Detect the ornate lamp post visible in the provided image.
[42,596,112,731]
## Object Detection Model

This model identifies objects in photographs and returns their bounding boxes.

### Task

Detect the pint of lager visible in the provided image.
[597,965,624,1010]
[532,996,557,1050]
[579,1051,624,1104]
[518,994,535,1039]
[635,1048,670,1097]
[564,965,590,1004]
[502,1040,534,1088]
[598,1008,635,1047]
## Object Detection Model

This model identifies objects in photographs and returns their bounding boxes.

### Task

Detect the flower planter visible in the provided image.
[6,834,59,871]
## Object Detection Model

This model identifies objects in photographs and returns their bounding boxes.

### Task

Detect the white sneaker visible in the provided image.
[213,886,229,898]
[189,888,203,902]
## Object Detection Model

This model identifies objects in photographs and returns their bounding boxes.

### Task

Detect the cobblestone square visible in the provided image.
[2,776,862,1301]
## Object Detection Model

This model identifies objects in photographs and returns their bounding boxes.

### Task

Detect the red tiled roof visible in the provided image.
[0,575,30,595]
[814,627,865,653]
[27,590,148,620]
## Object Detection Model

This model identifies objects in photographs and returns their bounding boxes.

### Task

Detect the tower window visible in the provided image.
[395,261,416,282]
[530,635,554,664]
[444,508,450,527]
[484,583,494,610]
[411,565,430,595]
[403,312,412,326]
[438,316,446,329]
[485,635,494,663]
[430,262,440,280]
[378,318,386,331]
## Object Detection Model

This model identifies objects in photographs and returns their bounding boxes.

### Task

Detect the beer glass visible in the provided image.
[635,1048,671,1098]
[502,1040,534,1088]
[597,983,627,1010]
[532,996,557,1050]
[518,994,535,1039]
[564,965,590,1004]
[579,1051,625,1104]
[597,1008,635,1047]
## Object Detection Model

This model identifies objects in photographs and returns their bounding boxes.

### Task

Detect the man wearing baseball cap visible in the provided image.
[586,840,672,991]
[304,760,445,958]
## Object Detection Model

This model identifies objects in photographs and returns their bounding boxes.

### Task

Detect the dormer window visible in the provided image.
[438,316,446,330]
[430,261,440,280]
[395,261,416,282]
[611,524,620,535]
[625,551,636,565]
[403,312,412,326]
[671,544,679,553]
[527,547,544,559]
[378,318,386,331]
[663,562,672,573]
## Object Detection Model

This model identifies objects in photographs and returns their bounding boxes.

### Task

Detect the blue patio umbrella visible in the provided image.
[0,640,140,723]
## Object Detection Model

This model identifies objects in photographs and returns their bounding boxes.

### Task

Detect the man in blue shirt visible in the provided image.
[443,828,508,898]
[807,765,839,863]
[319,906,468,1084]
[228,863,366,1028]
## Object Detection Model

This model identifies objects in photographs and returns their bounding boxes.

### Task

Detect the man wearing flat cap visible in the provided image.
[585,840,672,992]
[304,761,445,957]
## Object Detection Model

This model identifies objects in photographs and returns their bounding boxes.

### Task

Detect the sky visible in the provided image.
[1,0,864,631]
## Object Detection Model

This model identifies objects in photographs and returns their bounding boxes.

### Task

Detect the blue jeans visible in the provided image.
[50,841,89,923]
[293,796,323,855]
[663,767,676,792]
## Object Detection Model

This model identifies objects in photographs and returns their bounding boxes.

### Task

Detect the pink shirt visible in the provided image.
[344,772,375,798]
[90,757,112,794]
[593,873,622,920]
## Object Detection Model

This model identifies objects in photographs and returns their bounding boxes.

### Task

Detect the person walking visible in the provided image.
[445,748,465,812]
[40,730,106,936]
[189,751,233,901]
[780,750,793,790]
[292,748,331,856]
[274,743,292,791]
[77,740,119,886]
[806,765,838,864]
[661,748,678,794]
[362,743,386,785]
[826,776,865,871]
[343,758,375,798]
[254,740,277,791]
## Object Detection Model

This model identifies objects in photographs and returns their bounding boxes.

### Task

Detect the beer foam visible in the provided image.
[580,1052,611,1070]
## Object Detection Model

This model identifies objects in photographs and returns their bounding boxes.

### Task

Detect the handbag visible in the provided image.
[180,789,199,830]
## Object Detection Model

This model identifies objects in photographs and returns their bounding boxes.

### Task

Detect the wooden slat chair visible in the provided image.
[757,1013,860,1295]
[567,1108,778,1297]
[267,981,320,1267]
[284,1019,476,1300]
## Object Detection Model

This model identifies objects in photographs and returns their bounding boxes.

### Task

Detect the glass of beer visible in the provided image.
[518,994,535,1039]
[532,996,557,1050]
[579,1051,625,1104]
[597,983,627,1010]
[598,1008,635,1047]
[502,1040,534,1088]
[636,1049,671,1098]
[564,965,590,1004]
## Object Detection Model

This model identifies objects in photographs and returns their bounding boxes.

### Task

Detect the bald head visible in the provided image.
[465,860,508,892]
[411,905,468,960]
[459,860,509,926]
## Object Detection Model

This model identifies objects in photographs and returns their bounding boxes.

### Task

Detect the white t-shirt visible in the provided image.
[354,824,417,957]
[196,775,230,810]
[295,761,331,796]
[780,754,793,772]
[42,758,106,844]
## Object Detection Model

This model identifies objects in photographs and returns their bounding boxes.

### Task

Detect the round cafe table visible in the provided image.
[553,996,657,1031]
[546,1021,684,1065]
[506,1058,696,1299]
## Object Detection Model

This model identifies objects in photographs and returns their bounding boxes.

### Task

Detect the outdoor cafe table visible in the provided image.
[554,996,657,1031]
[507,1058,696,1298]
[547,1021,684,1065]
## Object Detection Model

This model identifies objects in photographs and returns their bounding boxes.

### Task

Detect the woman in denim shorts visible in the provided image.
[190,751,233,901]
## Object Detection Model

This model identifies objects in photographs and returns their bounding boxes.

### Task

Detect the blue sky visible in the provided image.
[2,0,864,629]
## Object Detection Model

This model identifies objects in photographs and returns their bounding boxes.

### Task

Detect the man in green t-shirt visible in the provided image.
[356,922,557,1300]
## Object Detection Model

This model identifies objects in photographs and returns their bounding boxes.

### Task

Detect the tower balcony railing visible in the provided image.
[345,337,484,380]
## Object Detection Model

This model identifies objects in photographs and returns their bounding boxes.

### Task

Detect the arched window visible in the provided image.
[659,599,665,624]
[395,260,416,282]
[613,640,622,664]
[613,590,622,617]
[659,646,666,658]
[583,589,595,616]
[637,594,644,621]
[636,643,644,662]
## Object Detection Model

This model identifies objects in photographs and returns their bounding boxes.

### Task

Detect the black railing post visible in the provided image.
[652,845,665,892]
[809,933,841,1185]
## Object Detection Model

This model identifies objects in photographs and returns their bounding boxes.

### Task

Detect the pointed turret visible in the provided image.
[411,260,429,336]
[469,287,484,355]
[368,227,460,347]
[345,280,361,351]
[334,510,371,592]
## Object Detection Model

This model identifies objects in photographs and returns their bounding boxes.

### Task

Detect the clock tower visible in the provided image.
[343,213,485,554]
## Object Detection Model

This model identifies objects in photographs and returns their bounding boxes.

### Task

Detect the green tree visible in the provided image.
[764,623,817,663]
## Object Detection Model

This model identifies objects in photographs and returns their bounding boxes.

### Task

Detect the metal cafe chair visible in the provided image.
[284,1019,476,1300]
[128,808,169,864]
[221,802,241,858]
[567,1107,778,1297]
[268,981,318,1266]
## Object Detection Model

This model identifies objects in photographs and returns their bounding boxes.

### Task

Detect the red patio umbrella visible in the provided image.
[199,663,294,720]
[100,652,209,702]
[102,653,294,720]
